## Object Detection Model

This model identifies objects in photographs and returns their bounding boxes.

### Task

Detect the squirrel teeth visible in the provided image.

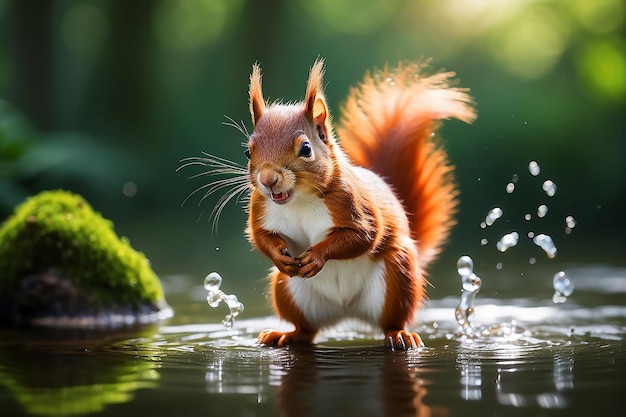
[270,191,292,205]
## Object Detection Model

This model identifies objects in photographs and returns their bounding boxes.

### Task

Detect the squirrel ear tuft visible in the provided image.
[249,63,265,126]
[304,58,327,124]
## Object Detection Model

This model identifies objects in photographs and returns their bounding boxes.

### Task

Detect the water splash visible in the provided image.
[455,256,482,334]
[496,232,519,252]
[542,180,557,197]
[462,160,577,336]
[552,271,573,303]
[204,272,245,328]
[533,233,558,259]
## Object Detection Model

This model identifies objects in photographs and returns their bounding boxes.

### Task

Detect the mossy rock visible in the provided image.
[0,190,172,327]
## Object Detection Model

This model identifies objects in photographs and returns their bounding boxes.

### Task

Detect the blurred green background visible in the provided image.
[0,0,624,305]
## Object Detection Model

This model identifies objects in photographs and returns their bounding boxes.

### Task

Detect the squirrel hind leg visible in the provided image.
[257,328,316,347]
[384,329,424,351]
[259,269,319,347]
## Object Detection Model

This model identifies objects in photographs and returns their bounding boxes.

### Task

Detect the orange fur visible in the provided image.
[337,62,476,266]
[245,59,475,350]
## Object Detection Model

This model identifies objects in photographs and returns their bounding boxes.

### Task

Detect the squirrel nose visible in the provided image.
[258,169,279,188]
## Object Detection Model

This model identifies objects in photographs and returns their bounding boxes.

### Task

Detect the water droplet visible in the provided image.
[552,271,573,303]
[206,291,223,308]
[225,294,240,310]
[203,272,244,328]
[533,233,558,258]
[496,262,503,270]
[565,215,577,234]
[484,207,503,226]
[524,213,532,221]
[553,271,573,296]
[223,314,235,328]
[457,255,474,278]
[542,180,557,197]
[234,302,245,315]
[529,257,536,265]
[511,173,519,183]
[455,256,481,333]
[463,272,482,292]
[529,161,541,176]
[506,182,515,193]
[537,204,548,218]
[480,238,488,246]
[204,272,222,292]
[527,231,535,238]
[496,231,519,252]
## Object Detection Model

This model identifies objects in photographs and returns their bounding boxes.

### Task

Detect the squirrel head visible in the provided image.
[246,59,337,205]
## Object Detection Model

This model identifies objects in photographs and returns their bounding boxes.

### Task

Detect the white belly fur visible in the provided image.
[262,192,387,328]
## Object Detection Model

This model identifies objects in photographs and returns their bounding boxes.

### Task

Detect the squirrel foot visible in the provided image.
[257,329,316,347]
[385,329,424,351]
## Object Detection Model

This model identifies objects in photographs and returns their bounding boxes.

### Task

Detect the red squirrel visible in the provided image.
[243,58,474,350]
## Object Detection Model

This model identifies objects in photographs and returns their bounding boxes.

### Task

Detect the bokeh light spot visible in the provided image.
[577,39,626,101]
[61,4,109,56]
[154,0,243,50]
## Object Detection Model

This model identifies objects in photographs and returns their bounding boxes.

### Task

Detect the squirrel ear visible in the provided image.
[311,97,327,125]
[249,63,265,126]
[304,59,327,124]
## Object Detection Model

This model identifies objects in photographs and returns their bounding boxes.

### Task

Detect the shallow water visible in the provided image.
[1,266,625,417]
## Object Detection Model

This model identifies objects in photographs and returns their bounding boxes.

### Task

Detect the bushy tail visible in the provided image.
[337,61,475,267]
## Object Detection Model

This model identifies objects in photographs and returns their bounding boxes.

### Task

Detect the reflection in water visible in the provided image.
[553,351,574,391]
[494,354,571,409]
[202,345,450,417]
[456,343,576,410]
[0,327,161,416]
[458,353,482,401]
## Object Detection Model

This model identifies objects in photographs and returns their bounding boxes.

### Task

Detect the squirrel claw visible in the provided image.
[385,330,424,352]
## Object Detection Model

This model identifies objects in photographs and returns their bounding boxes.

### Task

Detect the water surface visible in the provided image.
[0,266,624,416]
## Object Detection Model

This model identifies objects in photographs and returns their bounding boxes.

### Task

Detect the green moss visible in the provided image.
[0,190,166,320]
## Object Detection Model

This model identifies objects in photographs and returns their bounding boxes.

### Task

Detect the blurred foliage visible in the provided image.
[0,101,148,221]
[0,0,624,288]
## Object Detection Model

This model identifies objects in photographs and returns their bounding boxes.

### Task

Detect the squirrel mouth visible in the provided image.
[270,190,292,204]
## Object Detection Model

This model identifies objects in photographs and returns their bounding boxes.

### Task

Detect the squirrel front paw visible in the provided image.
[296,248,326,278]
[257,329,315,347]
[272,247,300,276]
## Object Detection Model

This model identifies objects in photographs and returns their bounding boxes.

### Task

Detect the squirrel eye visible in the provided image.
[298,141,312,158]
[244,149,251,159]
